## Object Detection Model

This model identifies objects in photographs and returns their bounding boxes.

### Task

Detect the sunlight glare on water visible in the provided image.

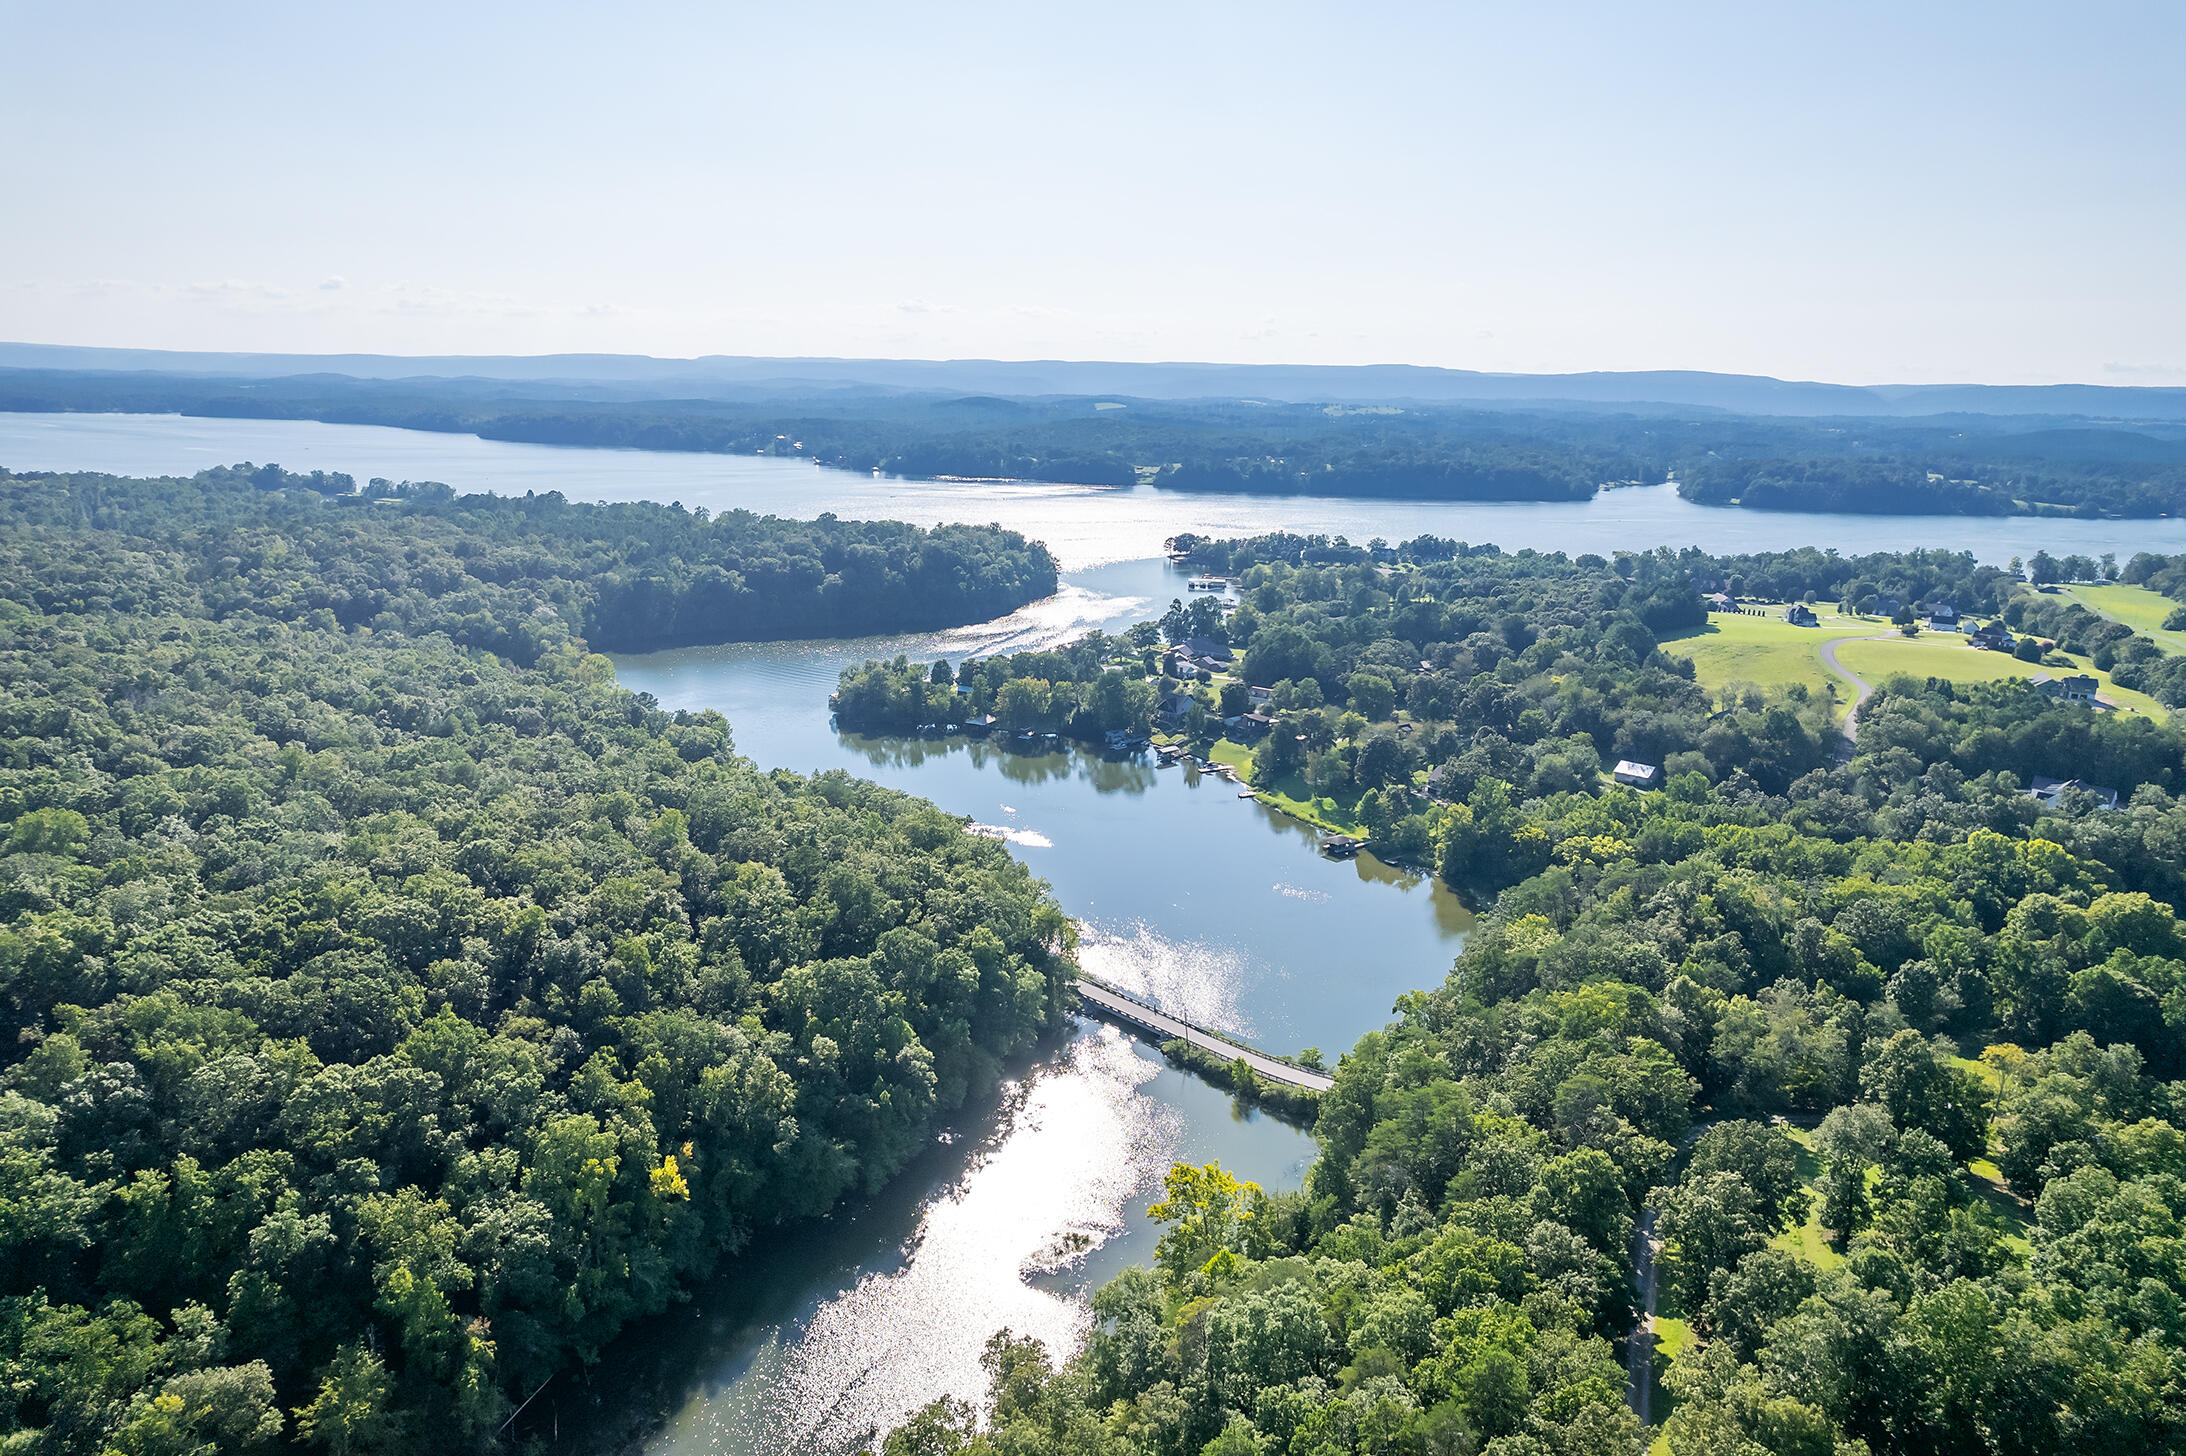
[1074,921,1256,1039]
[650,1028,1178,1456]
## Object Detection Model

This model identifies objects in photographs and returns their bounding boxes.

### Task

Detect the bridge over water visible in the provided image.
[1073,978,1336,1092]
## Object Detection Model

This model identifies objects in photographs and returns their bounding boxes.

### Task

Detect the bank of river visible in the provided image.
[8,409,2183,1453]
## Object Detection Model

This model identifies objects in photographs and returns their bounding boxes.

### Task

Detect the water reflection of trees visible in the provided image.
[836,732,1158,795]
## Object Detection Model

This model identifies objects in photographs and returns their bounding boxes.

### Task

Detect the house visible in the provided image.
[1233,712,1276,739]
[2030,672,2099,703]
[962,713,996,736]
[1925,603,1961,632]
[2027,776,2121,810]
[1164,650,1215,681]
[1157,692,1199,725]
[1613,760,1660,788]
[1967,621,2014,651]
[1873,595,1903,620]
[1705,592,1734,612]
[1785,604,1819,628]
[1247,685,1274,706]
[1184,636,1235,664]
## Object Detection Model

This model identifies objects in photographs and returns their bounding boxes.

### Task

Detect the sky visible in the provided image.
[3,1,2182,385]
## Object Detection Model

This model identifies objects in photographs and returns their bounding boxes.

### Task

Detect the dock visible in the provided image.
[1073,978,1335,1092]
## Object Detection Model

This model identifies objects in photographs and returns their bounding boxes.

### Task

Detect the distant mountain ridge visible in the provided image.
[5,341,2184,420]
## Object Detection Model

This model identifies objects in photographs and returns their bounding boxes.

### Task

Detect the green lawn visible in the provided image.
[1834,636,2169,721]
[2062,582,2186,655]
[1647,1314,1692,1434]
[1204,738,1364,834]
[1661,607,1877,705]
[1773,1130,1848,1271]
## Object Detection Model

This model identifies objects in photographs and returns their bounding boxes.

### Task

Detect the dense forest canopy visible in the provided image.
[8,368,2186,515]
[867,537,2186,1456]
[0,464,1057,653]
[0,472,1076,1452]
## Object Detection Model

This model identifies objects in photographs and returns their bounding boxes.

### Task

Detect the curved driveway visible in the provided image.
[1818,634,1880,745]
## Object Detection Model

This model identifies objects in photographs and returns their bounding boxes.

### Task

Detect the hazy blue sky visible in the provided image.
[4,2,2181,383]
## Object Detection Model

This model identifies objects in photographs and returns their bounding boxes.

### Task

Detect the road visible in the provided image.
[1073,978,1336,1092]
[1626,1208,1664,1430]
[1626,1121,1713,1437]
[1818,633,1887,748]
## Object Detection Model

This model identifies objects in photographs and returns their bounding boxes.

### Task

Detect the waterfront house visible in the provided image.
[1158,691,1199,726]
[1185,635,1235,664]
[1613,760,1661,788]
[1234,711,1276,739]
[963,714,996,736]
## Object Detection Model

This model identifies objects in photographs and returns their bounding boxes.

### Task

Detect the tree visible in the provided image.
[1687,1121,1808,1231]
[1146,1162,1262,1277]
[1347,672,1398,721]
[297,1347,402,1456]
[1859,1031,1990,1161]
[2029,550,2060,585]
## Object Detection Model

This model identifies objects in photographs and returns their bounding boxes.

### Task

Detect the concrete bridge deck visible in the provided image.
[1073,978,1336,1092]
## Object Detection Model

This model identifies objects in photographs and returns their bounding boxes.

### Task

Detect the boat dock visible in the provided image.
[1073,978,1335,1092]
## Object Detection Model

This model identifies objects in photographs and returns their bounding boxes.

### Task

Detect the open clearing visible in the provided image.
[1834,636,2169,720]
[2062,582,2186,655]
[1661,607,1879,703]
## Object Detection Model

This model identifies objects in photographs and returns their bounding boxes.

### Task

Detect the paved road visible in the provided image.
[1626,1122,1714,1435]
[1626,1208,1664,1429]
[1074,978,1336,1092]
[1818,633,1887,747]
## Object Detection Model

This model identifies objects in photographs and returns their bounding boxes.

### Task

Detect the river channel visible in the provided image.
[7,410,2184,1453]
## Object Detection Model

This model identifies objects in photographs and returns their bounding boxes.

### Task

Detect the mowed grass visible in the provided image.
[1774,1129,1847,1270]
[1204,738,1364,834]
[1647,1314,1693,1433]
[2062,582,2186,655]
[1661,607,1878,702]
[1834,636,2169,721]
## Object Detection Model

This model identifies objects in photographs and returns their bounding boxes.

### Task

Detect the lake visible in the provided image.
[3,411,2179,571]
[6,408,2181,1453]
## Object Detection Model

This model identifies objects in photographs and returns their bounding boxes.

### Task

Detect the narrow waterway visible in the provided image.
[593,557,1473,1454]
[6,409,2177,1453]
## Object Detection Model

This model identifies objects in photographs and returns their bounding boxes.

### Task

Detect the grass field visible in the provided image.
[2062,582,2186,655]
[1661,607,1878,703]
[1834,636,2169,720]
[1204,738,1363,834]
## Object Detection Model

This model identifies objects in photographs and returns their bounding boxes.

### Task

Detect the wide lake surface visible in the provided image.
[8,409,2183,1452]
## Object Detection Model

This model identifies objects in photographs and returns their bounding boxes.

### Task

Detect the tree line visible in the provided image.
[0,464,1057,654]
[11,366,2186,515]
